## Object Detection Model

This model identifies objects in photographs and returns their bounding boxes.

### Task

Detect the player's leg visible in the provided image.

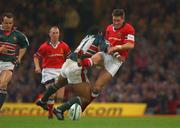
[54,96,82,120]
[82,53,123,111]
[78,52,104,68]
[53,84,91,120]
[45,82,65,119]
[80,69,113,111]
[0,70,13,109]
[70,82,92,111]
[44,82,56,119]
[41,75,68,103]
[36,75,68,111]
[71,82,91,102]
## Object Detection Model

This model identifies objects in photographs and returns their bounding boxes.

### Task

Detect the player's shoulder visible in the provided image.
[106,24,113,31]
[13,30,27,37]
[60,41,69,47]
[124,22,135,32]
[40,41,49,48]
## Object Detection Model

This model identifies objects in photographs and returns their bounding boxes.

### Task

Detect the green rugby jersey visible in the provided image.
[70,34,109,61]
[0,28,29,62]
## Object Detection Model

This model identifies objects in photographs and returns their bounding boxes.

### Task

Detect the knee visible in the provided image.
[0,81,8,89]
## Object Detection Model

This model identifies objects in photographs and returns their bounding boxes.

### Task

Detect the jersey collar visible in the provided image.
[49,41,60,48]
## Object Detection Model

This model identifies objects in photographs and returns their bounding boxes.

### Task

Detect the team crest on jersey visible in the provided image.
[117,32,122,37]
[13,36,17,41]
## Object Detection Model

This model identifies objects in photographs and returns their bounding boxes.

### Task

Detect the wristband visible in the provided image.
[116,45,122,49]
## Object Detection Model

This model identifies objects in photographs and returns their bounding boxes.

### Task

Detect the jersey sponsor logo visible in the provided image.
[117,32,122,37]
[108,37,122,41]
[126,34,134,41]
[48,54,64,57]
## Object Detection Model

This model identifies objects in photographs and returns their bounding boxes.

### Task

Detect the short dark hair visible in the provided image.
[2,12,14,19]
[112,9,125,17]
[1,12,14,21]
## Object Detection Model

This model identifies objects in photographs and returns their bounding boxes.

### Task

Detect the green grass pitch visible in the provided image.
[0,116,180,128]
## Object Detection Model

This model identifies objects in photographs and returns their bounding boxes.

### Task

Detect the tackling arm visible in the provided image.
[17,48,27,63]
[108,42,134,55]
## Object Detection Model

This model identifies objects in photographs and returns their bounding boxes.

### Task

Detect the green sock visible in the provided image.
[0,89,7,110]
[41,85,58,102]
[57,96,81,112]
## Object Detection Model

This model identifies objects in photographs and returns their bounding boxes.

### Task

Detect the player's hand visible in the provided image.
[35,66,41,73]
[0,45,9,53]
[108,46,118,55]
[14,56,21,68]
[113,52,125,62]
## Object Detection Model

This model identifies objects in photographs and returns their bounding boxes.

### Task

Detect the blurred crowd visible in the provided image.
[0,0,179,114]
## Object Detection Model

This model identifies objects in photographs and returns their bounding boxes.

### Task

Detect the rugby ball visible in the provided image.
[68,103,82,120]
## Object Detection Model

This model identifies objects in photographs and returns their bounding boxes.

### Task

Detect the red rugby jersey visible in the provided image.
[34,41,71,68]
[105,22,135,59]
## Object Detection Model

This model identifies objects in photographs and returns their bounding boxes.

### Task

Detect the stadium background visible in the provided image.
[0,0,179,116]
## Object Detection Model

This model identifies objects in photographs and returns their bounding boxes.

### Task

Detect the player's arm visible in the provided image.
[17,48,27,63]
[108,42,134,54]
[64,43,71,59]
[16,31,29,63]
[33,44,45,73]
[33,55,41,73]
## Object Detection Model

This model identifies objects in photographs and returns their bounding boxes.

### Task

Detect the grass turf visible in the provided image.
[0,116,180,128]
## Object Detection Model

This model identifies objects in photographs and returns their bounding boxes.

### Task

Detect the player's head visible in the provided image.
[87,26,102,36]
[1,12,14,32]
[49,26,60,43]
[112,9,125,29]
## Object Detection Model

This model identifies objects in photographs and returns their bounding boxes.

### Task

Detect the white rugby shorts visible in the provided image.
[99,52,123,76]
[41,68,61,84]
[60,59,89,84]
[0,61,14,73]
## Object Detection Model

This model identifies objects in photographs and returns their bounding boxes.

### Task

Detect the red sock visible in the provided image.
[48,103,54,118]
[81,58,93,68]
[35,93,44,102]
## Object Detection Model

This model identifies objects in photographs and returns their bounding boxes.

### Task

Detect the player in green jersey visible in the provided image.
[0,12,29,110]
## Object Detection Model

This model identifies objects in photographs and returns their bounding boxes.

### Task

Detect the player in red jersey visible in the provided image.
[0,13,29,110]
[33,26,71,119]
[79,8,135,111]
